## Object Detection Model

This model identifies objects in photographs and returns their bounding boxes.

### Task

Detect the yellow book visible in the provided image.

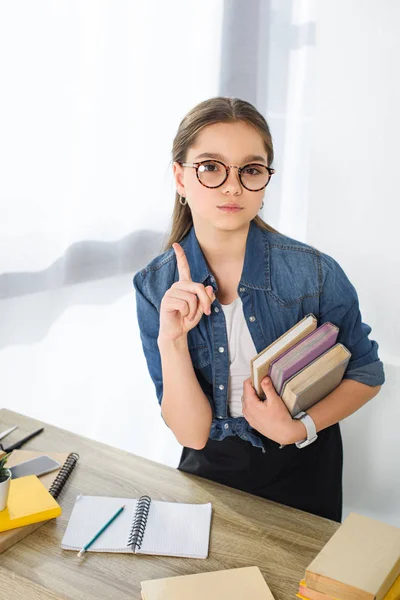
[382,575,400,600]
[0,475,61,532]
[297,579,338,600]
[297,575,400,600]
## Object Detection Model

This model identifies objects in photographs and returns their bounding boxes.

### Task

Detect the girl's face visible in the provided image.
[173,121,269,231]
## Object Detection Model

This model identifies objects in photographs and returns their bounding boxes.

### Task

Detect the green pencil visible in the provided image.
[77,504,126,557]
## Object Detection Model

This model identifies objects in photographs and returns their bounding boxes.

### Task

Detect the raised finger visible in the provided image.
[172,243,192,282]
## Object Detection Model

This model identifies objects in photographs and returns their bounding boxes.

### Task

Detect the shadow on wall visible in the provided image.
[0,230,166,350]
[0,230,166,300]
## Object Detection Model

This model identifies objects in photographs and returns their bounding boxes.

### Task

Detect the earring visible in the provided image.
[179,195,187,206]
[260,200,264,209]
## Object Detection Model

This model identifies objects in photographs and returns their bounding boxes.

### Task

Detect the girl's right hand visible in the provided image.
[158,242,216,343]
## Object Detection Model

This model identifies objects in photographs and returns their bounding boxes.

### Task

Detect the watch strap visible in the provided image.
[293,411,318,448]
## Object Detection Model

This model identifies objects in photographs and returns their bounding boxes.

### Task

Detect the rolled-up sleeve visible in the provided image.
[132,270,164,407]
[318,252,385,387]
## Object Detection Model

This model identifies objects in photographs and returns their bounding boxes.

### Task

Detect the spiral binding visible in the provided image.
[127,494,151,551]
[48,452,80,499]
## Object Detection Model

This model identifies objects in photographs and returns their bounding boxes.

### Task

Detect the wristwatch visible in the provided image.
[293,411,318,449]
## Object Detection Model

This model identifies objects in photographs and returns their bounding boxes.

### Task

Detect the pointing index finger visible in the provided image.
[172,243,192,282]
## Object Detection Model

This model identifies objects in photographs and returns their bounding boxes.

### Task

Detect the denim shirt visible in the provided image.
[132,219,385,452]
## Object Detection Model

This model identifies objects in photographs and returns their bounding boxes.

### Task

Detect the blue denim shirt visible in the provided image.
[132,219,385,452]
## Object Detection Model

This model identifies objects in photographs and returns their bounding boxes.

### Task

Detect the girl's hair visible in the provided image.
[162,96,280,252]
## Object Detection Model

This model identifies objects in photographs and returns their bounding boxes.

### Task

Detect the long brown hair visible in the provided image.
[162,96,280,252]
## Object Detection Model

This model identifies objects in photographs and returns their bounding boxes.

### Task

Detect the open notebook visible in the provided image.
[61,494,212,558]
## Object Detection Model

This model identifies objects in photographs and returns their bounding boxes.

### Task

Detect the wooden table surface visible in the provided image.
[0,409,339,600]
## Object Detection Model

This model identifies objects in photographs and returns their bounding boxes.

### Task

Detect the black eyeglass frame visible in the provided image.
[177,160,275,192]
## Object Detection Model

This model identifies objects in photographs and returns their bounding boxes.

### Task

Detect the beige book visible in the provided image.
[251,313,318,399]
[305,513,400,600]
[281,343,351,416]
[141,566,275,600]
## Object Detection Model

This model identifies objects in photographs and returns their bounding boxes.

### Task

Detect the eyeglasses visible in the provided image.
[177,159,275,192]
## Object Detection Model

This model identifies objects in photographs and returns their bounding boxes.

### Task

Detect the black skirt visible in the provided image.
[177,423,343,523]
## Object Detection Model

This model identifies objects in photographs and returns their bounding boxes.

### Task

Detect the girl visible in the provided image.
[133,97,384,523]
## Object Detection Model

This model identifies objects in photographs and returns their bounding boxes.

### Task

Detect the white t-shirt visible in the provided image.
[220,296,258,418]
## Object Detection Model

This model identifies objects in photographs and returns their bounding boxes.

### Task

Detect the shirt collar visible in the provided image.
[180,219,271,291]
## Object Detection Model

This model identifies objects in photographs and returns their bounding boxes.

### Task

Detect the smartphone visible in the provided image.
[9,455,61,479]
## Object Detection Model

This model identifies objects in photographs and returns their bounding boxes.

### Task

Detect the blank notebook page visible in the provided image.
[139,500,212,558]
[61,495,212,558]
[61,495,138,553]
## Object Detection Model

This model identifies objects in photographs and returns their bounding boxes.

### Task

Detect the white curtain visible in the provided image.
[0,1,316,464]
[0,0,224,277]
[219,0,316,241]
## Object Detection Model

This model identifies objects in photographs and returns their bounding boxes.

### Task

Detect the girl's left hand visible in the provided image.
[241,376,304,446]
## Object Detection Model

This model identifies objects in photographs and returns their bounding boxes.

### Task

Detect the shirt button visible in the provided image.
[239,287,245,292]
[218,384,224,390]
[224,423,229,429]
[218,347,224,353]
[249,316,256,322]
[214,307,219,312]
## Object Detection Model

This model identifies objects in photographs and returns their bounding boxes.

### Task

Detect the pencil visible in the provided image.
[77,504,126,557]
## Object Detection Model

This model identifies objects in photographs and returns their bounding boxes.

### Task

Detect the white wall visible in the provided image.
[307,0,400,526]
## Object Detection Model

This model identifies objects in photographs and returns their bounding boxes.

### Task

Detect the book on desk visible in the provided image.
[298,512,400,600]
[0,449,79,553]
[0,474,62,532]
[140,566,275,600]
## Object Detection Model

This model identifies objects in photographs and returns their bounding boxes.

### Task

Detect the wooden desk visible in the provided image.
[0,409,339,600]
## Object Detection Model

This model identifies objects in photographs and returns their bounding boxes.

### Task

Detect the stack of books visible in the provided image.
[250,313,351,416]
[297,512,400,600]
[0,449,77,553]
[0,474,62,533]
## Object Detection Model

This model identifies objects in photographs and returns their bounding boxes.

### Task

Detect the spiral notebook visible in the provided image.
[0,450,79,553]
[61,494,212,558]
